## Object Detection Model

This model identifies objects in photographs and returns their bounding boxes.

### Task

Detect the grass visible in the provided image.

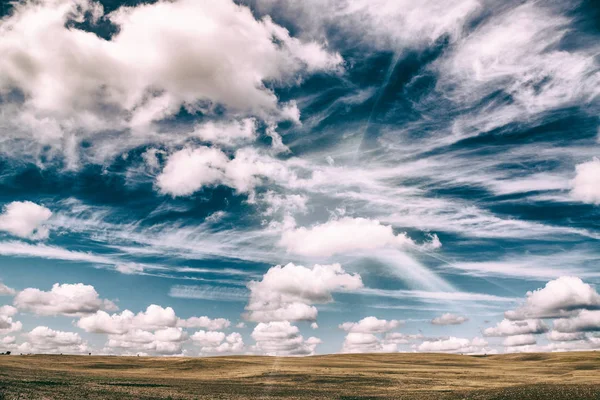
[0,352,598,399]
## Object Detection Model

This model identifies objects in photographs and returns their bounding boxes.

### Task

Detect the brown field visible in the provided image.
[0,352,599,399]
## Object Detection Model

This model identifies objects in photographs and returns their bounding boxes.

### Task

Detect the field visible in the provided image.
[0,352,599,399]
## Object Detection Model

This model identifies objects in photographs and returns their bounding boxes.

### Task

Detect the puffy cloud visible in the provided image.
[77,305,177,334]
[310,322,318,330]
[192,118,257,146]
[484,319,548,337]
[14,283,117,316]
[156,146,291,197]
[106,327,188,355]
[0,0,341,163]
[244,263,362,322]
[0,201,52,240]
[251,321,320,356]
[431,313,468,325]
[547,330,587,342]
[279,217,419,257]
[0,315,22,335]
[21,326,88,354]
[235,322,246,329]
[191,330,244,354]
[341,332,397,354]
[0,305,17,317]
[178,316,231,331]
[115,263,144,275]
[571,159,600,205]
[502,334,536,347]
[505,277,600,320]
[0,282,15,296]
[339,317,401,334]
[553,310,600,333]
[416,336,489,354]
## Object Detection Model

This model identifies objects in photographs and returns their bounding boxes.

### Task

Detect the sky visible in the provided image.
[0,0,599,357]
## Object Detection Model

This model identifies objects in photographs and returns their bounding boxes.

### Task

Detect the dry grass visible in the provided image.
[0,352,598,399]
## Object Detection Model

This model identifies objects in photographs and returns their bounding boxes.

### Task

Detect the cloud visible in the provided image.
[431,313,468,325]
[0,315,22,335]
[115,263,144,275]
[547,330,586,342]
[279,217,423,257]
[177,316,231,331]
[0,282,15,296]
[502,334,537,347]
[0,305,17,317]
[251,0,481,51]
[505,277,600,320]
[571,159,600,205]
[244,262,363,322]
[310,322,318,330]
[483,319,548,337]
[14,283,117,316]
[191,330,244,354]
[0,0,341,164]
[553,310,600,333]
[251,321,320,356]
[21,326,88,354]
[156,146,291,197]
[415,336,489,354]
[77,305,177,334]
[191,118,257,146]
[0,201,52,240]
[106,327,188,355]
[339,317,401,334]
[341,332,398,354]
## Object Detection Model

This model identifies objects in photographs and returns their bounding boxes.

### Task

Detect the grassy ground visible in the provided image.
[0,352,598,399]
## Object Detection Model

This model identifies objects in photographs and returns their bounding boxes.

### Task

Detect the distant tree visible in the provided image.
[5,351,10,356]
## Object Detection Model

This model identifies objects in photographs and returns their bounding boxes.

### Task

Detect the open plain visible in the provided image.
[0,352,598,399]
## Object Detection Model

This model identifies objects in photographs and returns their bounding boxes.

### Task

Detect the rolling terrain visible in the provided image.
[0,352,599,399]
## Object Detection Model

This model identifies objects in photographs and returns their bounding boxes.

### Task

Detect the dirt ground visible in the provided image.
[0,352,598,399]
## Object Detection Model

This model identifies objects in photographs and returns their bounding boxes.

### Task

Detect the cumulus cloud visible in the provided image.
[571,159,600,205]
[77,305,178,334]
[251,321,320,356]
[14,283,117,316]
[341,332,397,354]
[192,118,257,146]
[244,263,362,322]
[106,327,188,355]
[279,217,422,257]
[416,336,489,354]
[0,0,341,164]
[191,330,244,354]
[0,201,52,240]
[431,313,468,325]
[502,334,536,347]
[0,282,16,296]
[547,330,586,342]
[20,326,88,354]
[178,316,231,331]
[553,310,600,333]
[505,276,600,320]
[484,319,548,337]
[339,317,401,333]
[156,146,291,197]
[0,315,22,335]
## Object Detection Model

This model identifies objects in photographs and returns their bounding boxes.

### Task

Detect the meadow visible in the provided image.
[0,352,598,399]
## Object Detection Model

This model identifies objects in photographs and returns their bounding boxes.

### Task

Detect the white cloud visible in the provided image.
[341,332,398,354]
[106,327,188,355]
[14,283,117,316]
[0,305,17,317]
[505,276,600,320]
[416,336,489,354]
[253,0,481,51]
[156,146,291,197]
[244,263,362,322]
[484,319,548,337]
[571,159,600,205]
[310,322,318,330]
[502,334,536,347]
[553,310,600,333]
[0,316,22,335]
[177,316,231,331]
[192,118,257,146]
[279,217,421,257]
[21,326,88,354]
[235,322,246,329]
[339,317,401,334]
[191,330,244,354]
[547,330,586,342]
[251,321,319,356]
[0,0,341,163]
[115,263,144,275]
[77,305,177,334]
[0,201,52,240]
[431,313,468,325]
[0,282,15,296]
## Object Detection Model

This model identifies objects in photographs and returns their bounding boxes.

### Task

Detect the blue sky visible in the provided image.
[0,0,599,356]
